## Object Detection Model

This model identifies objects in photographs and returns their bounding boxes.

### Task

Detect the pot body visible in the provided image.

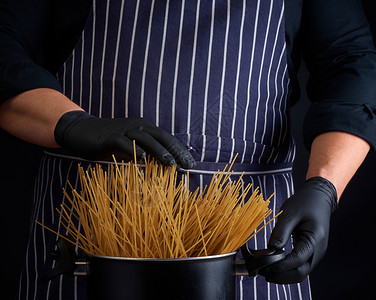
[86,252,237,300]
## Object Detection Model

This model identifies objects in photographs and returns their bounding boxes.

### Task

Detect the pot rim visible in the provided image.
[86,251,237,262]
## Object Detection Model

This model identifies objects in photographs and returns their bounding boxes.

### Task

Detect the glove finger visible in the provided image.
[111,136,146,160]
[143,126,196,169]
[260,261,311,284]
[266,235,314,273]
[268,209,299,250]
[127,130,176,166]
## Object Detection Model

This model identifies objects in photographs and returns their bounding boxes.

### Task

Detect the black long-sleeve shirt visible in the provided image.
[1,0,376,150]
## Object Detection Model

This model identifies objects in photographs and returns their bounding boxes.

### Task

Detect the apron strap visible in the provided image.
[178,161,293,176]
[44,150,292,175]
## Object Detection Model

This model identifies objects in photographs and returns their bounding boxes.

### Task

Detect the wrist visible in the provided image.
[306,131,370,200]
[54,110,91,147]
[305,169,340,201]
[303,176,338,213]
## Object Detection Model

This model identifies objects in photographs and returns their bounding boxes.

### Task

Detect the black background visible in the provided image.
[1,1,376,299]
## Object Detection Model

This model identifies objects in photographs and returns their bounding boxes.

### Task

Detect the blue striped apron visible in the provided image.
[18,0,312,299]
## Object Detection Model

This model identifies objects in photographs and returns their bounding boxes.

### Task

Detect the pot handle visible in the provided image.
[42,238,89,281]
[235,244,285,277]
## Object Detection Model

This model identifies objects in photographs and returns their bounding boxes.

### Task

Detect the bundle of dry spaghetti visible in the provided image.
[38,155,277,259]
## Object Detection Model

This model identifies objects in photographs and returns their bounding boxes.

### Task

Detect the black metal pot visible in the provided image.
[87,252,236,300]
[46,238,284,300]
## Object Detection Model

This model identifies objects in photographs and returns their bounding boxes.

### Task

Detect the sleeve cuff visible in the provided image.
[303,99,376,151]
[0,61,62,103]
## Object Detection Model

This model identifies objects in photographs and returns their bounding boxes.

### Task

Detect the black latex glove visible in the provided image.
[259,176,337,284]
[54,110,196,168]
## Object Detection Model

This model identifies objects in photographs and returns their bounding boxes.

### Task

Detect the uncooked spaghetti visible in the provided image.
[37,155,278,258]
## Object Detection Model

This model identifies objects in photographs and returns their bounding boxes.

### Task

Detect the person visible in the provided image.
[1,0,376,299]
[307,0,376,298]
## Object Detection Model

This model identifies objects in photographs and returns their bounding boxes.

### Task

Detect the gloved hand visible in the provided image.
[259,176,337,283]
[54,110,196,168]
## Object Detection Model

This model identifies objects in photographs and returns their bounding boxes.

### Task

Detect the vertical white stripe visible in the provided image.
[59,273,63,300]
[61,63,66,94]
[239,175,245,300]
[241,0,260,163]
[73,219,80,300]
[18,273,23,299]
[282,85,293,163]
[58,160,74,300]
[58,158,63,188]
[282,173,292,300]
[88,0,96,115]
[266,175,272,300]
[271,174,279,300]
[307,276,313,300]
[288,284,293,300]
[125,0,141,118]
[266,43,286,164]
[200,0,216,162]
[156,0,171,127]
[283,173,291,197]
[229,0,246,163]
[23,156,45,299]
[283,85,292,163]
[281,77,290,144]
[171,0,186,133]
[187,0,201,145]
[256,176,267,267]
[258,144,266,164]
[74,273,78,300]
[250,0,274,163]
[79,31,85,108]
[249,175,256,247]
[111,0,126,118]
[259,5,284,162]
[33,157,49,300]
[239,276,244,300]
[70,50,75,101]
[253,276,258,300]
[286,137,295,163]
[199,174,203,194]
[272,175,277,225]
[298,283,303,300]
[140,0,156,118]
[45,158,54,299]
[248,175,256,300]
[270,3,286,147]
[69,164,81,300]
[49,159,56,224]
[272,65,288,164]
[282,284,288,300]
[215,0,231,163]
[35,157,53,300]
[262,175,269,300]
[31,162,43,298]
[71,165,81,300]
[183,173,188,192]
[240,176,245,205]
[97,0,109,114]
[276,283,281,300]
